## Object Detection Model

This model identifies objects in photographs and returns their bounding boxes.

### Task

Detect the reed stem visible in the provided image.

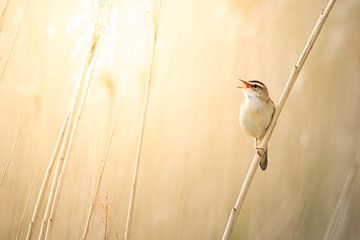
[25,104,72,240]
[0,0,32,83]
[0,0,10,33]
[221,0,336,239]
[124,1,161,239]
[323,150,360,240]
[41,1,113,238]
[0,117,24,186]
[81,106,120,240]
[16,166,38,240]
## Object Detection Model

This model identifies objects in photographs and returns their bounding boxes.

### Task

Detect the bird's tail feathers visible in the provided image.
[259,150,268,171]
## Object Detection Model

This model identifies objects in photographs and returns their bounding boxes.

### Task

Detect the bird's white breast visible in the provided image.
[239,98,274,139]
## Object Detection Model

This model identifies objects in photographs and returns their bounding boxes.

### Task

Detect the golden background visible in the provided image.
[0,0,359,239]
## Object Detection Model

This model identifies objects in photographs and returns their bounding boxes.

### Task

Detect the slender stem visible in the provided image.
[38,100,76,240]
[35,29,93,238]
[323,150,360,240]
[25,104,72,240]
[38,25,102,236]
[0,117,24,186]
[221,0,336,239]
[104,187,108,240]
[42,1,113,238]
[0,0,32,83]
[0,0,10,34]
[23,0,110,239]
[124,2,161,239]
[43,54,98,239]
[16,184,34,240]
[81,105,121,240]
[16,166,38,240]
[37,71,86,240]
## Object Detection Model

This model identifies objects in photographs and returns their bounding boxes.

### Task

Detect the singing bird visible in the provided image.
[238,79,275,171]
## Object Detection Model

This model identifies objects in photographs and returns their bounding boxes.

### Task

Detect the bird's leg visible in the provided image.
[255,139,265,158]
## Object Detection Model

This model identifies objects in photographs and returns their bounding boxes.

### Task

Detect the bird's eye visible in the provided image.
[253,85,257,89]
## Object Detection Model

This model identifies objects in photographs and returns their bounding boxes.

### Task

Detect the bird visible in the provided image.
[237,79,275,171]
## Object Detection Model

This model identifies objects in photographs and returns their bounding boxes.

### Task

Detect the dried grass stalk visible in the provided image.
[0,117,24,186]
[81,108,120,240]
[16,183,34,240]
[24,107,71,239]
[25,102,73,240]
[124,1,161,239]
[40,1,113,239]
[0,0,31,83]
[16,166,38,240]
[323,150,360,240]
[221,0,337,239]
[0,0,10,33]
[43,62,98,239]
[37,24,105,237]
[37,103,75,240]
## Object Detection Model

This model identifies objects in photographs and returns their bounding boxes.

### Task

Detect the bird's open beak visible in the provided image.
[237,79,251,89]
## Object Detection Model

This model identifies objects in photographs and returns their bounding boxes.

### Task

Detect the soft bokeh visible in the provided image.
[0,0,359,239]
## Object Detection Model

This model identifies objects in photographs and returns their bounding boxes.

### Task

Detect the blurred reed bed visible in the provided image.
[0,0,359,239]
[26,0,113,239]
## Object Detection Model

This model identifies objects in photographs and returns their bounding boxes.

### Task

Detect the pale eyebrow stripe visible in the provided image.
[248,80,265,88]
[248,80,264,86]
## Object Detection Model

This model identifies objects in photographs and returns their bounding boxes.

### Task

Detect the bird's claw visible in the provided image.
[256,147,265,158]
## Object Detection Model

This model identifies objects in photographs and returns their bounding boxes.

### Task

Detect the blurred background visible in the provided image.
[0,0,359,239]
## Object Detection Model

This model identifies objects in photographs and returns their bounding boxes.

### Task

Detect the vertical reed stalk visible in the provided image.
[38,21,103,238]
[124,1,161,239]
[23,3,105,237]
[40,1,113,238]
[0,117,24,186]
[25,100,72,240]
[323,150,360,240]
[37,68,89,239]
[104,188,109,240]
[221,0,336,239]
[15,165,38,240]
[32,9,100,235]
[16,183,34,240]
[0,0,10,33]
[81,106,120,240]
[43,54,99,239]
[37,98,78,240]
[0,0,9,16]
[0,0,31,83]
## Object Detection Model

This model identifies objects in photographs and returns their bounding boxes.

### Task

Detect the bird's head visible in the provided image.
[237,79,270,100]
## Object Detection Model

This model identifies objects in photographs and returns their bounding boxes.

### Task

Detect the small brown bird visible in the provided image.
[238,79,275,170]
